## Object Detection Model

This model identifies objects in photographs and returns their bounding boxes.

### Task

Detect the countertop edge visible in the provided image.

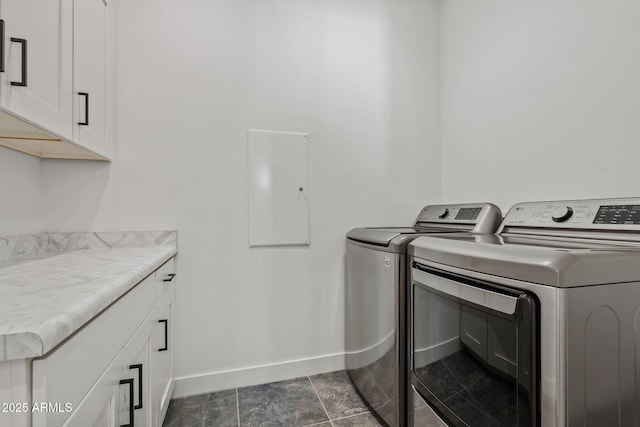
[0,247,177,362]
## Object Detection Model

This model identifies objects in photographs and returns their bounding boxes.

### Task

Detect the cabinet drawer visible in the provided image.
[155,256,176,299]
[32,275,156,427]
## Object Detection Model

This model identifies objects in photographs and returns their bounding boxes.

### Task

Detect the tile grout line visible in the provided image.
[235,388,241,427]
[302,422,333,427]
[331,411,373,422]
[307,375,335,427]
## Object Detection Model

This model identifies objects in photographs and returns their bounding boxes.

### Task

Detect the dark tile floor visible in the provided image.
[163,370,385,427]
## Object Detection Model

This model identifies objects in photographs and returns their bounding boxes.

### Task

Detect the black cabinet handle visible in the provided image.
[10,37,26,87]
[158,319,168,352]
[0,20,5,73]
[119,378,135,427]
[129,364,143,410]
[78,92,89,125]
[163,273,176,282]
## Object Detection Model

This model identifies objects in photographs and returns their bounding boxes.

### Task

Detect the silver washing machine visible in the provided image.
[409,197,640,427]
[345,203,502,427]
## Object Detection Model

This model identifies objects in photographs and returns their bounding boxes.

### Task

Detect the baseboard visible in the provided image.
[172,352,346,398]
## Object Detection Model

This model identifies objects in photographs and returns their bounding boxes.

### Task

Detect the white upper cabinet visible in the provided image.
[0,0,73,139]
[73,0,111,158]
[0,0,112,160]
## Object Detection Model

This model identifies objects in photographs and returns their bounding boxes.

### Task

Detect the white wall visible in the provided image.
[440,0,640,212]
[0,147,43,236]
[42,0,441,394]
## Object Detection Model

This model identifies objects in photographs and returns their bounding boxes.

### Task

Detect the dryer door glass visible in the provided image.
[411,264,539,427]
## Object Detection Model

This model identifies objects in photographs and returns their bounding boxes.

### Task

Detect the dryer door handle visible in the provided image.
[412,263,518,315]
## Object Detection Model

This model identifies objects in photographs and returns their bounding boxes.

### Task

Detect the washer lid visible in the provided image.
[346,227,422,247]
[347,226,461,247]
[409,233,640,287]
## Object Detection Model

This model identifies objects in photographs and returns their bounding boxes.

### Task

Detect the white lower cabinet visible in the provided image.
[62,313,153,427]
[26,257,177,427]
[152,288,174,427]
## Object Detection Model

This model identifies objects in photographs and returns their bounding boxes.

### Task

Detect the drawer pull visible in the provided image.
[119,378,135,427]
[10,37,27,87]
[159,319,168,351]
[129,364,143,409]
[163,273,176,282]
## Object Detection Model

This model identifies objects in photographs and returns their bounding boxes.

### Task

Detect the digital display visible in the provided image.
[455,207,481,221]
[593,205,640,224]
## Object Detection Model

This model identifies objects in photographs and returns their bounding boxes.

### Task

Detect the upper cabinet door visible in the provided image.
[0,0,73,139]
[73,0,111,158]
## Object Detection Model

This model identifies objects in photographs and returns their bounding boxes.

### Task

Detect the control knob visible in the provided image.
[438,208,450,220]
[551,206,573,223]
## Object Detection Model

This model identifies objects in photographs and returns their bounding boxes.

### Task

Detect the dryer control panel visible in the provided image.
[501,198,640,231]
[593,205,640,225]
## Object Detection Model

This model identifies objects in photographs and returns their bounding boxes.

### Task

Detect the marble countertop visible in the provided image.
[0,243,176,362]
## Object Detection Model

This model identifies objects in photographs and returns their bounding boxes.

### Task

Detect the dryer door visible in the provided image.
[410,263,539,427]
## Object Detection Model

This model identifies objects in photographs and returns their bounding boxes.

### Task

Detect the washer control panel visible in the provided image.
[503,198,640,229]
[415,203,502,234]
[416,204,490,224]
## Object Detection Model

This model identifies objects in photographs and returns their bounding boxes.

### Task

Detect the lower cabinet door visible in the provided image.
[129,338,151,427]
[63,363,130,427]
[152,287,175,427]
[63,313,154,427]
